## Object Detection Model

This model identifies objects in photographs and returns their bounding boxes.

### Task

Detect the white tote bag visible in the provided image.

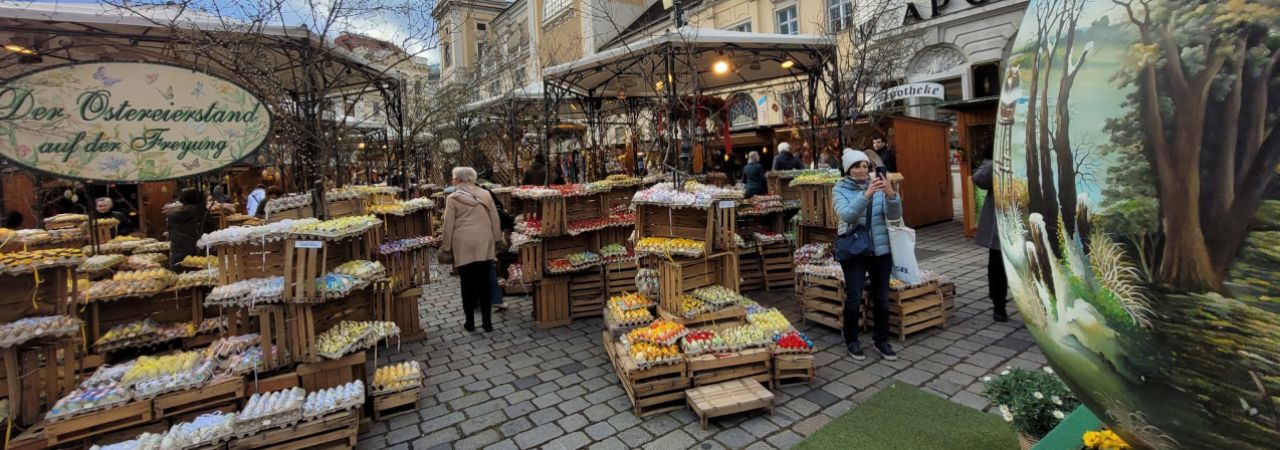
[887,219,923,284]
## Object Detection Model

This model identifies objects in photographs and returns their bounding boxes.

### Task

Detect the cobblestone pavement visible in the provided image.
[360,220,1045,450]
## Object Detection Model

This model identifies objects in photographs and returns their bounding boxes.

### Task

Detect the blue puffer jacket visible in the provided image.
[832,177,903,257]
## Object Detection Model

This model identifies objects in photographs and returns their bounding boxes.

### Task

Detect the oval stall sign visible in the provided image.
[0,61,271,182]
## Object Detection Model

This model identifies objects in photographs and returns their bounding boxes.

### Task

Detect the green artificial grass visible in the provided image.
[793,384,1020,450]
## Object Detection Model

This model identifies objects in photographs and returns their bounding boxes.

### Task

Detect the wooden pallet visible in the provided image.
[773,353,816,387]
[759,242,794,290]
[603,331,689,417]
[569,270,605,319]
[154,376,245,419]
[534,276,572,329]
[372,386,422,420]
[228,410,358,450]
[45,399,152,446]
[686,347,772,389]
[687,378,774,430]
[656,252,739,314]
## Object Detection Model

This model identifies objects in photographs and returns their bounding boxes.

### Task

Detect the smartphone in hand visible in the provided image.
[875,166,889,180]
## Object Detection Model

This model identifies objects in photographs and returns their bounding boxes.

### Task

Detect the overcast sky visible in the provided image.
[17,0,441,64]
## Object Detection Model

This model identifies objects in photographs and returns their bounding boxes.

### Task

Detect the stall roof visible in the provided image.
[0,2,304,37]
[543,26,834,98]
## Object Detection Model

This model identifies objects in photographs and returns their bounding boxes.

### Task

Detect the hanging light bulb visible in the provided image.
[712,60,731,74]
[780,60,795,69]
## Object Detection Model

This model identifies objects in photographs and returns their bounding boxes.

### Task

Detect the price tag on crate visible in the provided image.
[718,200,735,209]
[294,240,323,249]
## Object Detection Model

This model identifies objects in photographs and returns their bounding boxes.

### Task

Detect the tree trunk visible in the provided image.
[1156,116,1218,291]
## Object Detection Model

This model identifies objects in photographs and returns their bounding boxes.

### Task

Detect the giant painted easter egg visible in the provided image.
[996,1,1279,449]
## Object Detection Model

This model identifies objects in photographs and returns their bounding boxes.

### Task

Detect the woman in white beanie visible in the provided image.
[832,148,902,361]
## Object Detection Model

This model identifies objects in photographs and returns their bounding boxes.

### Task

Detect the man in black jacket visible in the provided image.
[771,142,805,171]
[871,137,897,173]
[522,155,550,185]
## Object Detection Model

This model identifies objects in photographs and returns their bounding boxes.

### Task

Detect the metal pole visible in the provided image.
[831,51,846,149]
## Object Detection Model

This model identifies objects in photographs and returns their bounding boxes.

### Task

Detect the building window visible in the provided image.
[779,90,808,121]
[476,22,487,31]
[827,0,852,32]
[543,0,571,23]
[442,42,452,67]
[729,21,751,33]
[477,42,488,65]
[514,68,526,87]
[729,94,757,128]
[776,6,798,35]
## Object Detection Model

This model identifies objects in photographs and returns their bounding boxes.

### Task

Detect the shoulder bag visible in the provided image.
[834,192,876,263]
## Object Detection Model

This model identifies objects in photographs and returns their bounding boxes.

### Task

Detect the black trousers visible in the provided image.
[841,253,893,345]
[458,260,494,328]
[989,249,1008,312]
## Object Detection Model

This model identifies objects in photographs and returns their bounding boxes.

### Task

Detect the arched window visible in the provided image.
[729,94,757,129]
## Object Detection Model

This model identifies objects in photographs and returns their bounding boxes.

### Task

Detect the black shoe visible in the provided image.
[464,323,475,332]
[846,342,866,361]
[993,310,1009,322]
[483,324,494,332]
[875,342,898,361]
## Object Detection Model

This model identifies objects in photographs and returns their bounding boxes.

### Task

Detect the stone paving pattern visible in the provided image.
[359,220,1046,450]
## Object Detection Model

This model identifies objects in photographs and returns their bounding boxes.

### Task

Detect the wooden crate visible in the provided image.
[797,225,836,246]
[372,386,422,420]
[154,376,245,419]
[379,286,425,343]
[215,240,287,285]
[634,203,736,255]
[519,197,566,237]
[687,378,774,430]
[773,353,815,387]
[656,252,739,315]
[569,270,605,319]
[759,242,794,290]
[228,409,358,450]
[249,371,300,395]
[798,276,844,331]
[887,289,947,341]
[3,341,80,427]
[0,267,75,323]
[658,305,745,330]
[687,348,772,388]
[265,206,313,223]
[603,259,639,296]
[603,331,689,417]
[766,173,800,201]
[564,193,605,222]
[534,277,571,329]
[298,351,367,393]
[797,185,839,229]
[45,399,152,446]
[737,247,765,292]
[940,281,956,313]
[518,242,544,283]
[326,198,365,218]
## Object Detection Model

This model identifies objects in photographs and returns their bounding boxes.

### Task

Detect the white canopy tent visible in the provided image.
[542,26,835,98]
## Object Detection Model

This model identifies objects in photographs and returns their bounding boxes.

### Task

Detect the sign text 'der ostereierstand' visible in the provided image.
[0,61,271,182]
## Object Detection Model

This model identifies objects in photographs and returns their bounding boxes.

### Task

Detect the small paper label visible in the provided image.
[295,240,323,249]
[718,200,735,209]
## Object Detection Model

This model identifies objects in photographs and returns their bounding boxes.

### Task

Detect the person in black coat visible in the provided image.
[742,151,767,198]
[522,155,550,185]
[771,142,805,171]
[167,188,218,270]
[95,197,134,237]
[871,137,897,173]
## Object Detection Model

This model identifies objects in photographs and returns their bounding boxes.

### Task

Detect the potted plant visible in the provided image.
[983,366,1081,450]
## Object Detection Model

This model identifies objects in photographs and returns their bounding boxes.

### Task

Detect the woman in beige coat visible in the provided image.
[440,167,504,332]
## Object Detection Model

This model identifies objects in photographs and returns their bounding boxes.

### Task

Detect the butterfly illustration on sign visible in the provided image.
[157,85,174,102]
[145,73,159,85]
[191,81,205,98]
[181,158,201,171]
[93,66,121,87]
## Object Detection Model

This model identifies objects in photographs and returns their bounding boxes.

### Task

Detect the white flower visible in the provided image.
[1051,395,1062,405]
[999,405,1013,422]
[1033,392,1044,400]
[982,376,992,382]
[1001,370,1010,376]
[1043,366,1055,374]
[1052,410,1065,419]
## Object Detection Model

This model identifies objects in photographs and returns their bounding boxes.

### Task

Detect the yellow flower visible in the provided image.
[1083,429,1130,450]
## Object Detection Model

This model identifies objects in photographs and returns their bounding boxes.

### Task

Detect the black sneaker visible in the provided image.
[847,342,867,361]
[875,342,898,361]
[993,310,1009,322]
